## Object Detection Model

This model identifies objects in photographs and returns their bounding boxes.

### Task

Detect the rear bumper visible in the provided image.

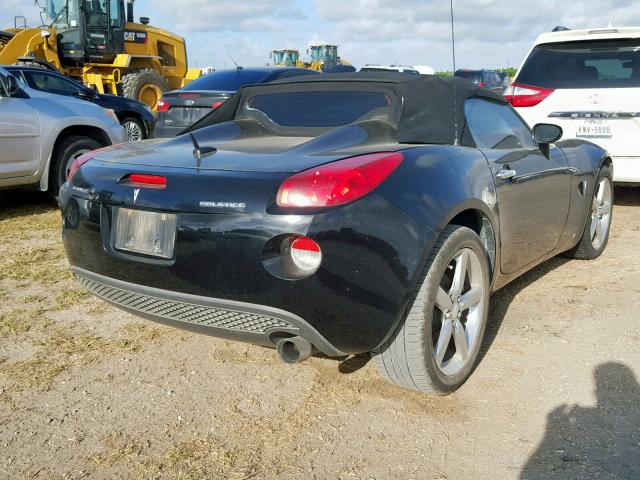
[73,267,345,356]
[154,124,187,138]
[611,156,640,184]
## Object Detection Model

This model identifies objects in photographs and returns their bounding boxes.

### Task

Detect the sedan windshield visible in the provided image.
[182,70,272,92]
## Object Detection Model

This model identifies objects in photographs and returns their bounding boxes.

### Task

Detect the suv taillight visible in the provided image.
[504,82,555,107]
[276,152,404,208]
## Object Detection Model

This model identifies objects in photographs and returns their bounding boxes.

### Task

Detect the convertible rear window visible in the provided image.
[237,89,397,134]
[517,39,640,89]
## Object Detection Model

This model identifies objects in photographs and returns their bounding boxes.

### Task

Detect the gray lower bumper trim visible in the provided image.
[72,267,345,356]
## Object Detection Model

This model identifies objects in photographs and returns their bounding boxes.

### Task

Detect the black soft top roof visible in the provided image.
[190,72,507,145]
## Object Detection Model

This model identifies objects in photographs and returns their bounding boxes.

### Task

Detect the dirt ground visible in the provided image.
[0,187,638,480]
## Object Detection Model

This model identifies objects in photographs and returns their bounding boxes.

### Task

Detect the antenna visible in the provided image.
[228,53,241,70]
[450,0,459,146]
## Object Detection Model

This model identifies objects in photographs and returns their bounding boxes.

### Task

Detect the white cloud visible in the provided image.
[2,0,639,71]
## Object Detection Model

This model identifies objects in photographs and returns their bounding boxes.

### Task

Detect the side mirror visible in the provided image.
[75,89,96,99]
[6,75,20,96]
[532,123,562,145]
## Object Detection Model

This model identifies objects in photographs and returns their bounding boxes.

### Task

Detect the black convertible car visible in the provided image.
[59,73,612,394]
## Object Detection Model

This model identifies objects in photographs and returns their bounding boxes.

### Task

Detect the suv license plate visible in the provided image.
[113,208,177,259]
[576,119,612,138]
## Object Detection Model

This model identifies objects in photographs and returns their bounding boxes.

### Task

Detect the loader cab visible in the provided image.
[309,45,339,71]
[46,0,125,66]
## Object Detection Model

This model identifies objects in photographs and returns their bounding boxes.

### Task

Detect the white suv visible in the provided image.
[506,26,640,183]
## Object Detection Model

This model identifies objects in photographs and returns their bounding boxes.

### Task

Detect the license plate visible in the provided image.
[576,119,612,138]
[113,208,177,259]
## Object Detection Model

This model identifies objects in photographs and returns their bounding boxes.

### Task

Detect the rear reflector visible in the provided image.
[504,82,555,107]
[290,237,322,273]
[276,152,404,208]
[156,99,170,112]
[125,173,167,189]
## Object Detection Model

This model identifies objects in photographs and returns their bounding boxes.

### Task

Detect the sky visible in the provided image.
[3,0,640,71]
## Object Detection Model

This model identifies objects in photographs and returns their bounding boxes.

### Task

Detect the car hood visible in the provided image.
[91,120,403,173]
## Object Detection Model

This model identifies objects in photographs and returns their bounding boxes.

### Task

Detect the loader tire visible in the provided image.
[120,68,168,110]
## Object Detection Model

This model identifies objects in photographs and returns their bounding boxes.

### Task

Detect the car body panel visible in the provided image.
[0,66,124,190]
[59,75,608,355]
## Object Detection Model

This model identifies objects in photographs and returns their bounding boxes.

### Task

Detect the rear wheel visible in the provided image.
[372,225,490,395]
[566,165,613,260]
[120,68,168,111]
[51,136,102,194]
[122,117,145,142]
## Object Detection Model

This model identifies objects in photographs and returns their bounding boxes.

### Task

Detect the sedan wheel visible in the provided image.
[122,118,144,142]
[372,225,490,394]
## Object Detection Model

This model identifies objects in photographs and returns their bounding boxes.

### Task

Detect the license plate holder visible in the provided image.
[576,119,612,138]
[113,207,177,259]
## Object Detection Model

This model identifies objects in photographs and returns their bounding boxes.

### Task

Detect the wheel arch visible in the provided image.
[40,125,111,191]
[437,200,499,277]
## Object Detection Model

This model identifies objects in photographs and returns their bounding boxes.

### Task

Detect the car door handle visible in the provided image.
[496,169,517,180]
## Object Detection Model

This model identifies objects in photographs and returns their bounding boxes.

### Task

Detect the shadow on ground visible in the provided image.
[0,189,56,221]
[614,185,640,207]
[478,255,569,364]
[520,362,640,479]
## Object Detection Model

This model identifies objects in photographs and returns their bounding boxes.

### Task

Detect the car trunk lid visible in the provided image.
[157,90,232,129]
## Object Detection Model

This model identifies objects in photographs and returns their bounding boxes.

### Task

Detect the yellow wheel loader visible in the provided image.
[0,0,201,110]
[270,49,303,68]
[307,44,351,72]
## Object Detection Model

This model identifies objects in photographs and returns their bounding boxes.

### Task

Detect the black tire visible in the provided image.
[50,136,103,194]
[372,225,491,395]
[121,116,146,142]
[119,68,169,109]
[565,164,613,260]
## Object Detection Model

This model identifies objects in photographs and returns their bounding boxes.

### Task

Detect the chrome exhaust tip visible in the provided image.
[276,336,313,364]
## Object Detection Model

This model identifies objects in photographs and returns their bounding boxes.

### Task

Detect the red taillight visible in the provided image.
[67,152,95,182]
[276,152,404,208]
[126,173,167,189]
[504,82,555,107]
[156,98,170,113]
[478,81,486,88]
[211,100,225,109]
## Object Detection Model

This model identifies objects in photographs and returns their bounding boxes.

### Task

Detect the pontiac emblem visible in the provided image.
[133,188,140,203]
[588,94,602,105]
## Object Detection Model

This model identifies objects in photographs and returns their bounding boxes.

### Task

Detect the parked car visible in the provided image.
[155,67,319,138]
[454,69,505,95]
[0,67,124,193]
[505,26,640,184]
[60,73,612,395]
[360,64,420,74]
[5,66,155,142]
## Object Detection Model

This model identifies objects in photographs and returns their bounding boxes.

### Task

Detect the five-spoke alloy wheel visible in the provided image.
[373,225,490,394]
